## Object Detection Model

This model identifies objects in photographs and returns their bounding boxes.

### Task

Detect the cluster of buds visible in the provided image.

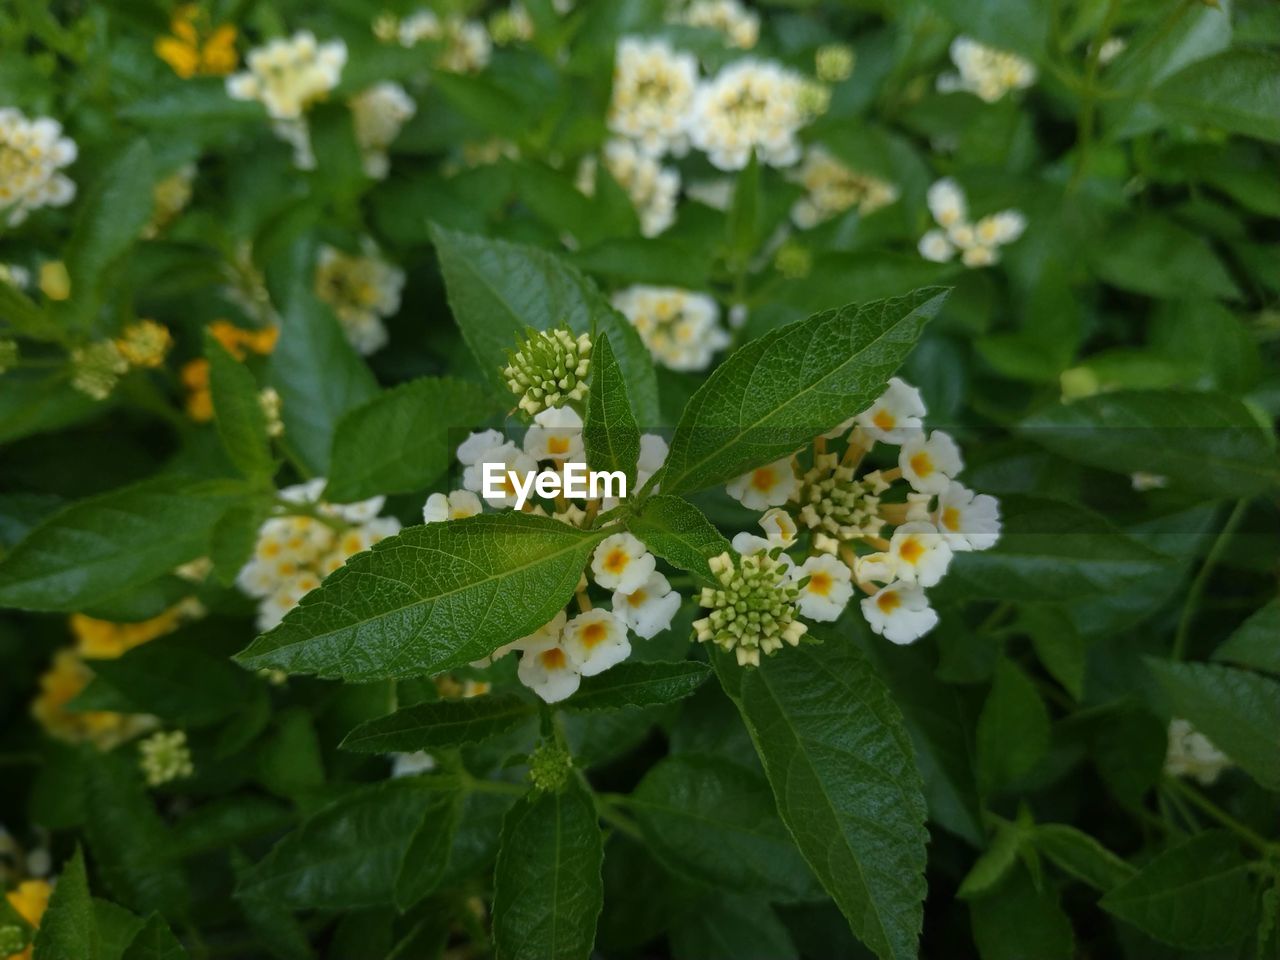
[503,326,592,416]
[695,549,808,666]
[138,729,194,786]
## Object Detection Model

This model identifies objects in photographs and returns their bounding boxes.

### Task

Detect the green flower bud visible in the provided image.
[70,340,128,401]
[528,742,574,793]
[693,549,807,667]
[796,452,886,541]
[816,44,855,83]
[502,325,592,416]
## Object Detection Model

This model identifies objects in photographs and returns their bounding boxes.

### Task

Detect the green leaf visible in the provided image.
[0,371,103,446]
[1213,599,1280,675]
[429,223,659,425]
[629,754,822,901]
[0,476,242,612]
[1020,391,1280,499]
[920,0,1049,55]
[725,151,762,263]
[976,658,1050,793]
[340,695,536,753]
[1149,49,1280,143]
[325,377,498,502]
[268,283,379,476]
[566,661,711,711]
[1034,824,1136,892]
[1100,831,1255,949]
[669,894,797,960]
[236,513,606,680]
[940,496,1170,603]
[957,820,1025,899]
[205,333,273,483]
[238,779,461,911]
[0,279,59,341]
[626,495,730,584]
[715,634,928,960]
[660,288,948,495]
[1090,216,1239,299]
[492,778,603,960]
[121,915,187,960]
[970,864,1074,960]
[1146,658,1280,790]
[93,899,143,960]
[209,497,274,586]
[582,333,640,485]
[32,847,96,960]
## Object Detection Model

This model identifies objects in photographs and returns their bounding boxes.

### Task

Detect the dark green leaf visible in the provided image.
[660,288,947,495]
[1213,599,1280,675]
[970,864,1074,960]
[626,495,730,584]
[566,661,711,711]
[340,695,536,753]
[1034,824,1136,892]
[121,915,187,960]
[583,333,640,484]
[32,847,96,960]
[976,658,1050,793]
[715,634,928,960]
[325,377,497,502]
[670,894,797,960]
[1090,217,1239,299]
[1149,49,1280,143]
[205,332,273,482]
[492,779,603,960]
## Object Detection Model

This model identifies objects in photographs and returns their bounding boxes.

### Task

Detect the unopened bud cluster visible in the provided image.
[694,550,808,667]
[796,454,890,543]
[528,742,574,793]
[503,326,592,415]
[139,729,194,786]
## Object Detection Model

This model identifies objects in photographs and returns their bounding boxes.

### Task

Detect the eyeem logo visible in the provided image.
[482,461,627,510]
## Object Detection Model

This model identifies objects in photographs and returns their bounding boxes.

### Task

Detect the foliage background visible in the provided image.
[1,0,1279,958]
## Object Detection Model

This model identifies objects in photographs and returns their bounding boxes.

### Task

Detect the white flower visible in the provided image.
[790,554,854,622]
[920,179,1024,268]
[226,32,347,121]
[725,457,798,511]
[856,378,927,444]
[612,571,682,639]
[674,0,760,49]
[942,36,1036,103]
[1131,471,1169,492]
[476,611,567,668]
[423,490,484,524]
[398,12,491,72]
[350,82,416,179]
[759,507,798,547]
[731,531,774,557]
[1098,36,1127,66]
[517,633,581,703]
[313,243,404,355]
[1164,718,1232,786]
[524,405,584,461]
[390,751,436,777]
[561,608,631,676]
[788,147,899,228]
[0,109,77,226]
[887,521,953,587]
[457,429,507,466]
[900,431,963,495]
[961,244,998,268]
[688,59,821,171]
[853,551,895,586]
[917,229,955,263]
[464,444,539,508]
[935,482,1000,551]
[975,210,1026,246]
[861,581,939,645]
[591,532,657,593]
[601,139,680,237]
[611,286,729,372]
[638,433,669,478]
[608,37,698,156]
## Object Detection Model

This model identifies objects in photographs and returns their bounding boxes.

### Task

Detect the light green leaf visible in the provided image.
[626,495,730,585]
[121,915,187,960]
[0,371,103,446]
[1034,824,1136,892]
[566,661,711,712]
[236,513,606,680]
[1149,49,1280,143]
[941,497,1171,603]
[325,376,497,503]
[0,477,243,612]
[205,333,273,483]
[1212,599,1280,675]
[238,779,461,911]
[660,288,948,496]
[1146,658,1280,789]
[1100,831,1255,949]
[32,847,96,960]
[920,0,1049,55]
[429,224,659,425]
[957,819,1025,899]
[629,754,822,901]
[492,778,603,960]
[715,634,928,960]
[1020,391,1280,498]
[583,333,640,485]
[976,658,1050,793]
[340,695,536,753]
[0,280,59,342]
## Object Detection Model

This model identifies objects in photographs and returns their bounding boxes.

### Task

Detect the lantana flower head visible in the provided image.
[611,285,729,372]
[591,533,657,594]
[938,36,1036,103]
[673,0,760,49]
[314,243,404,356]
[608,37,698,157]
[138,730,194,786]
[561,608,631,676]
[1164,718,1233,786]
[0,108,77,227]
[788,147,899,229]
[350,83,416,179]
[503,326,592,416]
[694,548,808,666]
[919,179,1025,268]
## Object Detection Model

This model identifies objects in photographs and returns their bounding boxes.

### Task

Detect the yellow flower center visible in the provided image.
[808,572,832,596]
[872,409,896,431]
[627,590,648,607]
[580,622,608,648]
[548,435,571,456]
[876,590,901,614]
[539,647,567,669]
[750,467,776,492]
[909,452,934,478]
[941,506,961,531]
[898,537,924,566]
[603,548,630,574]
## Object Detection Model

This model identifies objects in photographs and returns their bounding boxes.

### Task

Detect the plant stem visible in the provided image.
[596,794,643,841]
[1172,499,1248,660]
[1070,0,1123,188]
[1163,776,1273,853]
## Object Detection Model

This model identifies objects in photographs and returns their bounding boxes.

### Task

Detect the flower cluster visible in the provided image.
[503,326,593,416]
[32,651,158,749]
[236,479,401,630]
[0,108,77,227]
[154,3,238,79]
[695,546,807,666]
[918,178,1026,268]
[608,38,699,157]
[937,36,1036,103]
[138,730,194,786]
[1165,718,1233,785]
[226,32,347,168]
[721,377,1000,649]
[788,147,899,228]
[350,83,416,179]
[313,243,405,355]
[384,10,492,73]
[611,285,730,371]
[181,319,279,421]
[672,0,760,49]
[143,163,196,238]
[602,139,681,238]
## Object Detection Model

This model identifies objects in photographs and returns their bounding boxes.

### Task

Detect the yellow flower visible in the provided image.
[209,319,278,359]
[155,5,238,78]
[114,320,173,369]
[31,651,154,749]
[69,607,183,660]
[37,261,70,301]
[4,879,51,960]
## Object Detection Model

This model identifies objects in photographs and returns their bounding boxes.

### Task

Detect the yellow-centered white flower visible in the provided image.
[524,405,584,461]
[688,59,821,171]
[612,570,682,639]
[611,285,729,372]
[935,482,1001,551]
[608,37,698,156]
[350,82,416,179]
[726,457,799,511]
[591,533,657,594]
[423,490,484,524]
[938,36,1036,103]
[517,632,581,703]
[861,581,939,645]
[899,431,963,495]
[856,377,928,444]
[887,521,953,587]
[0,109,77,227]
[790,553,854,622]
[561,608,631,676]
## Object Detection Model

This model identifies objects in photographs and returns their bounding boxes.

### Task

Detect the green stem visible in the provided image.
[596,794,643,842]
[1070,0,1123,188]
[1172,499,1248,660]
[1164,776,1273,853]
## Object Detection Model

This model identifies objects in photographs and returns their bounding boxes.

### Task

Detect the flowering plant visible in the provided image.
[2,2,1279,959]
